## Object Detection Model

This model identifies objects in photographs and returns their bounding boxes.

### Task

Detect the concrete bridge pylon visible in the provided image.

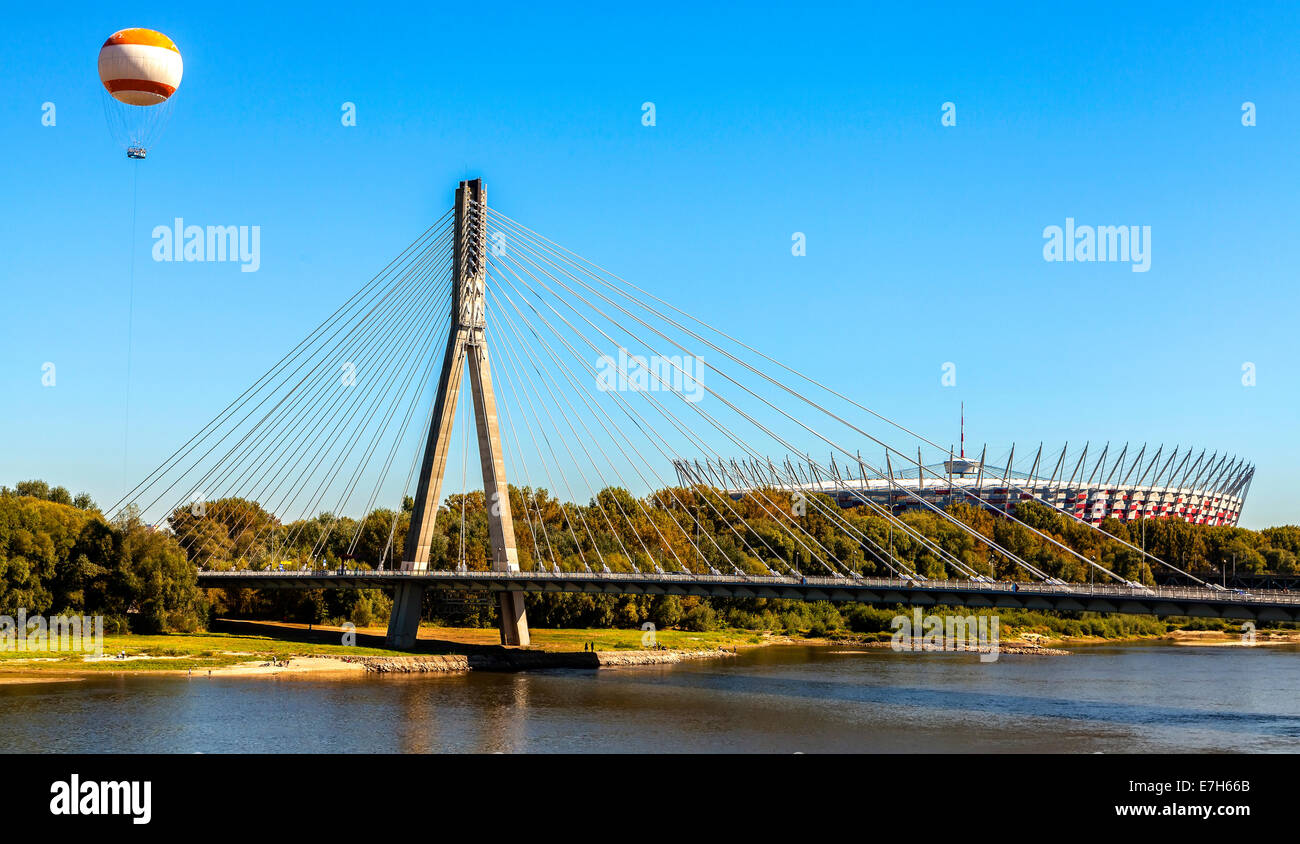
[386,179,529,648]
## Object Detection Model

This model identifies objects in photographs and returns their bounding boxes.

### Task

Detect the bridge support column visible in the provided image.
[386,583,425,649]
[497,591,528,646]
[385,178,530,649]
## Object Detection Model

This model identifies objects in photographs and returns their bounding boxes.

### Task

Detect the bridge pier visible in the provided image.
[497,591,529,646]
[385,584,529,649]
[386,583,425,649]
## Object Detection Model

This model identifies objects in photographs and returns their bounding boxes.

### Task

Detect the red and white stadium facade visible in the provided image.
[678,444,1255,528]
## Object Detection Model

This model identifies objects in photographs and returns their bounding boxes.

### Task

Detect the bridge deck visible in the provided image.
[195,570,1300,622]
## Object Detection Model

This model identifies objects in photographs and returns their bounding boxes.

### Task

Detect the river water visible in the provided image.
[2,643,1297,753]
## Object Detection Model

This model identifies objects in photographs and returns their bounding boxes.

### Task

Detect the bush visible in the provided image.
[844,604,898,633]
[651,595,684,629]
[681,603,717,632]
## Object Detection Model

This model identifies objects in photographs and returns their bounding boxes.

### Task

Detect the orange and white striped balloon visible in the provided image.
[98,28,183,106]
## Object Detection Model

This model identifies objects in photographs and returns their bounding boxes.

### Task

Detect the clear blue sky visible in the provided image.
[3,1,1297,528]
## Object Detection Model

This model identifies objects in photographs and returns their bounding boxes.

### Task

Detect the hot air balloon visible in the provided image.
[98,28,183,159]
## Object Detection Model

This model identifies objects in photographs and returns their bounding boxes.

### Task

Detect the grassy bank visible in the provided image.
[0,611,1291,678]
[0,630,411,674]
[0,621,766,676]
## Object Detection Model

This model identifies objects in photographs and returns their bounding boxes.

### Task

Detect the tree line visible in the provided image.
[2,478,1296,634]
[0,481,205,632]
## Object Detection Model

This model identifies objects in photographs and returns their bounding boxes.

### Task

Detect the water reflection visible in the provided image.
[1,643,1296,753]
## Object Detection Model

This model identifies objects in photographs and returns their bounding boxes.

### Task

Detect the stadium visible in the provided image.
[674,440,1255,528]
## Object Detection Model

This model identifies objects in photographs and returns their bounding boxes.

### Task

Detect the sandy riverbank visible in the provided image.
[0,617,753,680]
[0,656,371,682]
[2,620,1288,682]
[827,641,1071,656]
[0,649,738,681]
[206,656,369,677]
[1164,629,1300,647]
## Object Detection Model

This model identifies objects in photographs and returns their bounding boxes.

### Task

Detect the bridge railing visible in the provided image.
[194,568,1300,606]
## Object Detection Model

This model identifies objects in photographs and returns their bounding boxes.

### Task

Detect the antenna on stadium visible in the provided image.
[946,402,981,476]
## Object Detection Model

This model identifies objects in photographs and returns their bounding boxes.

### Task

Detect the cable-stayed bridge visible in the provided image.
[108,180,1298,647]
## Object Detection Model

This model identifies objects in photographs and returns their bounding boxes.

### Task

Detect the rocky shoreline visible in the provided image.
[346,647,738,674]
